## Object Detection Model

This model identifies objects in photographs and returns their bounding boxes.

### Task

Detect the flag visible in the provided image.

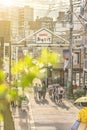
[63,49,69,70]
[64,59,69,70]
[73,53,78,65]
[63,49,69,60]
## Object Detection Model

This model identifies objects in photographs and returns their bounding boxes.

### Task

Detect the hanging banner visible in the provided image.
[63,49,69,70]
[73,53,78,65]
[63,49,69,60]
[64,59,69,70]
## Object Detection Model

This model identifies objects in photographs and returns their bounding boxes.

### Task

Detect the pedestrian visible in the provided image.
[57,85,64,104]
[33,83,38,99]
[21,95,29,112]
[53,85,56,102]
[83,85,87,96]
[73,81,78,94]
[55,85,59,103]
[42,81,46,100]
[48,84,53,98]
[37,84,42,100]
[77,102,87,130]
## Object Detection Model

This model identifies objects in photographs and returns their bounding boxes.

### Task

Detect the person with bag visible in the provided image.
[33,83,38,99]
[77,102,87,130]
[57,85,64,104]
[42,81,46,100]
[71,120,80,130]
[37,84,42,100]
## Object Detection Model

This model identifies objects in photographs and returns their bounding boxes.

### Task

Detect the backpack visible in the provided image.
[38,87,42,91]
[60,90,63,93]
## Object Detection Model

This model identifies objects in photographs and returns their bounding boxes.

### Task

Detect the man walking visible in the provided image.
[57,85,64,104]
[42,81,46,100]
[33,83,38,99]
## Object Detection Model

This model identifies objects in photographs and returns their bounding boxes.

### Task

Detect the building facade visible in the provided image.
[0,4,84,87]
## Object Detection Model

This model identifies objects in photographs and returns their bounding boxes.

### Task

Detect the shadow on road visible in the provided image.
[34,121,71,130]
[19,109,29,130]
[34,98,49,105]
[57,102,70,110]
[49,97,70,110]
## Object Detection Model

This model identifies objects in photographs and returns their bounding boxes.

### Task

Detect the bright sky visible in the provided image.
[0,0,69,7]
[0,0,70,19]
[0,0,25,6]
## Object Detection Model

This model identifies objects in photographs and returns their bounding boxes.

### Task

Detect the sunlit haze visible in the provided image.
[0,0,69,7]
[0,0,14,6]
[0,0,70,20]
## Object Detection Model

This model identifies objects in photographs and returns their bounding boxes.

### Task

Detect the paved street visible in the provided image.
[28,91,80,130]
[12,106,30,130]
[11,91,80,130]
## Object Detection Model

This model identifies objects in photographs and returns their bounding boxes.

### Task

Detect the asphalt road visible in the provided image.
[28,92,79,130]
[12,106,30,130]
[11,91,80,130]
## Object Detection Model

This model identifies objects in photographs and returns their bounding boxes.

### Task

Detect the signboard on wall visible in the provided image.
[36,29,52,44]
[73,53,78,65]
[76,73,79,86]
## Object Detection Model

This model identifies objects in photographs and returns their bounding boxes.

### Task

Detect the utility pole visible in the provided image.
[9,42,11,86]
[0,37,4,69]
[68,0,73,97]
[83,0,87,94]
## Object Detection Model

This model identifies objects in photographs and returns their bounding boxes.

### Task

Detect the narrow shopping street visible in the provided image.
[28,91,79,130]
[0,0,87,130]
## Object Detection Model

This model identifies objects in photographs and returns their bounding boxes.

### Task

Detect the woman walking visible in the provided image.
[42,81,46,100]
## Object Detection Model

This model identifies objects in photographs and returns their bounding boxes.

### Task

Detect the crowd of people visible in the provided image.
[33,80,65,104]
[49,84,65,104]
[33,81,46,101]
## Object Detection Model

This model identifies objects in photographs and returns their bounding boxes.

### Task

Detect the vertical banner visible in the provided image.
[76,73,79,86]
[73,53,78,65]
[63,49,69,60]
[64,59,69,70]
[63,49,69,70]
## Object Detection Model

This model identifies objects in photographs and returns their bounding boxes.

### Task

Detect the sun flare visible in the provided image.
[0,0,14,6]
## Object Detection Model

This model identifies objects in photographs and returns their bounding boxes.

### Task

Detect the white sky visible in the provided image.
[0,0,70,19]
[0,0,69,7]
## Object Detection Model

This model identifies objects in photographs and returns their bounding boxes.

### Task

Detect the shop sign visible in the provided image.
[36,30,52,44]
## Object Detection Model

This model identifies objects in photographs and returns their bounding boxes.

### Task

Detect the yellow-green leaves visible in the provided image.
[0,113,3,121]
[38,48,60,66]
[12,48,60,88]
[7,87,18,101]
[0,84,8,99]
[0,71,5,83]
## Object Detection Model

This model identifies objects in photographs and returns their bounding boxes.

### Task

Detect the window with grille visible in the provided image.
[5,46,9,57]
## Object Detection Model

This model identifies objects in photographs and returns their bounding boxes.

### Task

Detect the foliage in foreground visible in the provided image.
[12,48,60,89]
[0,48,60,130]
